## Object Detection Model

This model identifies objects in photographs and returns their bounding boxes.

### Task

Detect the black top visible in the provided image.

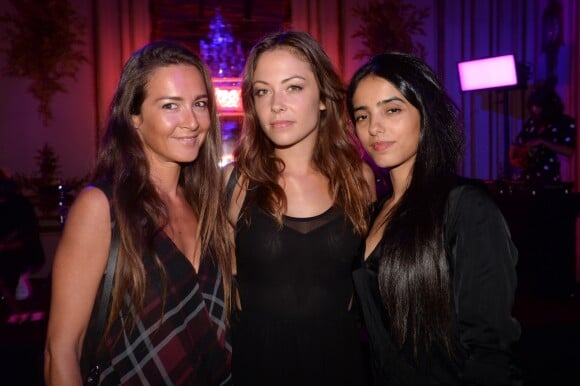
[353,182,521,385]
[232,193,365,386]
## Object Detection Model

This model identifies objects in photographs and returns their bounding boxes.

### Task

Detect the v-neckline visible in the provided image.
[162,231,202,274]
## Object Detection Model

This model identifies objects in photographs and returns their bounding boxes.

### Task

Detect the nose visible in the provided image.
[368,117,385,136]
[271,91,287,113]
[184,108,200,130]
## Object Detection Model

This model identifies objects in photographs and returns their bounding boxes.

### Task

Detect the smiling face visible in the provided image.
[132,64,210,169]
[251,48,326,150]
[352,74,421,176]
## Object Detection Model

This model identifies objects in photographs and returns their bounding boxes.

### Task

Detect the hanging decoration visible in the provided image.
[0,0,87,126]
[351,0,430,60]
[200,9,245,116]
[200,8,245,79]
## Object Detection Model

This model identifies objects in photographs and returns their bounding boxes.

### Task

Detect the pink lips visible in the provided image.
[176,135,199,145]
[270,120,293,129]
[372,141,394,151]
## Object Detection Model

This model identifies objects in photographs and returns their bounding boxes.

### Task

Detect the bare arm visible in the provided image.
[44,187,111,386]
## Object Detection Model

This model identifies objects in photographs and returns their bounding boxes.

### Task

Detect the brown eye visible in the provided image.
[253,89,268,97]
[194,100,208,110]
[287,85,303,92]
[354,114,368,123]
[162,103,178,110]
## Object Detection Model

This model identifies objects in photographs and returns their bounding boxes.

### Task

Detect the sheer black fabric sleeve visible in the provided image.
[445,185,521,385]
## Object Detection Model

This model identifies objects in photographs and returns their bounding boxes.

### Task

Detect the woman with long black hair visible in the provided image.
[348,52,521,385]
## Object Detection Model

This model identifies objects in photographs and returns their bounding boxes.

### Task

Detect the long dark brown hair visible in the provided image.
[235,30,371,235]
[347,52,464,357]
[93,40,233,336]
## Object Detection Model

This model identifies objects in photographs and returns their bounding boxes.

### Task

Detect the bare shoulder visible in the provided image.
[70,185,110,214]
[65,186,111,233]
[56,185,112,267]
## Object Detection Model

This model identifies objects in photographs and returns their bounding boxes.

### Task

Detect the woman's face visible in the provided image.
[351,75,421,173]
[251,48,326,149]
[132,64,210,169]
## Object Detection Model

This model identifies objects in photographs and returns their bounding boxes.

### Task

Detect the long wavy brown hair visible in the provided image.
[93,40,233,336]
[234,30,371,235]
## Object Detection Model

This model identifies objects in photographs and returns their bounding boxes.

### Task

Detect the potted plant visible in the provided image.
[351,0,430,59]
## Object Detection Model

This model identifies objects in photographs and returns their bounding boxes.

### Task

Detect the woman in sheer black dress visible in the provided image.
[224,31,376,386]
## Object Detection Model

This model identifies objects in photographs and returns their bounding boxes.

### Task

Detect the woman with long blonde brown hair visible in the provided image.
[225,30,376,386]
[45,41,233,385]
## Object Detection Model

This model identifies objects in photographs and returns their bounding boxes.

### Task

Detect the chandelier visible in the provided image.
[199,9,245,78]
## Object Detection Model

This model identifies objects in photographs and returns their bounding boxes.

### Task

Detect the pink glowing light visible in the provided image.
[458,55,518,91]
[213,77,243,116]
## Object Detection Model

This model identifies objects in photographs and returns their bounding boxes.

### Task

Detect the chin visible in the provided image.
[179,151,202,163]
[368,156,391,169]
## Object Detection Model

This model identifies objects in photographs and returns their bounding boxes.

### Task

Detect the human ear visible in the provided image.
[131,114,143,129]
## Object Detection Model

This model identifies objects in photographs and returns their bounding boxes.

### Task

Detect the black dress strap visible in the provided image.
[225,165,240,208]
[89,180,113,203]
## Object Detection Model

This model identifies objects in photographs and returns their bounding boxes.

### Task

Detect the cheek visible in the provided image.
[254,104,270,127]
[355,126,369,144]
[405,130,420,155]
[412,124,421,148]
[253,96,268,112]
[142,111,173,130]
[300,95,321,115]
[197,111,212,127]
[198,130,210,146]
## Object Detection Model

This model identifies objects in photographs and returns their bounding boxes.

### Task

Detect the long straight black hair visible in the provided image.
[347,52,464,357]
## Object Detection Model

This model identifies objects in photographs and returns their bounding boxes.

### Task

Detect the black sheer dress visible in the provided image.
[232,195,365,386]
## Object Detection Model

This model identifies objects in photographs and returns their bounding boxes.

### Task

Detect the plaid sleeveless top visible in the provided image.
[91,231,231,385]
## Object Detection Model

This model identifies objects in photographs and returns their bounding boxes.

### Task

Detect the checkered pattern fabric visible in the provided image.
[94,232,231,385]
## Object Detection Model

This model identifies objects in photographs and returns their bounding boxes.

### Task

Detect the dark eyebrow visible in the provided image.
[353,106,368,113]
[377,96,405,106]
[155,96,182,103]
[252,75,307,87]
[353,96,406,113]
[154,94,208,103]
[252,80,268,87]
[281,75,306,83]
